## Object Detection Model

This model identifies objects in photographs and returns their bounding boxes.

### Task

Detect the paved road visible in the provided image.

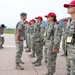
[0,34,66,75]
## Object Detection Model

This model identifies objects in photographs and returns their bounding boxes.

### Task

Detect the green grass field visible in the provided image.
[4,29,15,34]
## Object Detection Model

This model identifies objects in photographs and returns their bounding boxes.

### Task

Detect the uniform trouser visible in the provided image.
[15,41,23,63]
[66,45,75,75]
[2,37,4,46]
[30,38,36,55]
[57,42,60,53]
[46,47,57,74]
[25,35,28,47]
[0,37,2,47]
[0,37,4,47]
[62,37,66,53]
[27,35,30,50]
[35,41,43,61]
[44,46,47,62]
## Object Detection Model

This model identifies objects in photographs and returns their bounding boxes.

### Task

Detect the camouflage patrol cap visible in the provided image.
[1,24,6,28]
[20,12,27,16]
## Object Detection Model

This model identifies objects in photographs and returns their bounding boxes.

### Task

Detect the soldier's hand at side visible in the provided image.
[16,40,21,44]
[52,48,57,53]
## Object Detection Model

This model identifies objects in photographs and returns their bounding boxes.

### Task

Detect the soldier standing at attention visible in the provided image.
[64,0,75,75]
[24,20,29,48]
[61,19,68,56]
[43,12,59,75]
[54,22,61,54]
[15,12,27,70]
[26,22,31,52]
[32,16,45,66]
[29,19,36,58]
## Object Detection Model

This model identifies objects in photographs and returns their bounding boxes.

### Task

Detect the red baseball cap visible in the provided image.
[35,16,43,21]
[63,18,68,22]
[24,20,28,24]
[45,12,56,18]
[30,19,36,23]
[64,0,75,8]
[55,21,59,24]
[28,22,31,25]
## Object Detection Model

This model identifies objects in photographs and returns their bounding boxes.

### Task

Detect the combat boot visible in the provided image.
[15,63,24,70]
[24,46,28,49]
[20,60,24,64]
[32,60,38,64]
[35,61,41,66]
[49,73,53,75]
[26,49,31,52]
[42,72,49,75]
[61,53,65,56]
[30,54,35,58]
[45,60,47,63]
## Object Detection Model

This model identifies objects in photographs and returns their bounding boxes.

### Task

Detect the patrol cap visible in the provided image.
[63,18,68,22]
[45,12,56,17]
[1,24,6,28]
[20,12,27,16]
[35,16,43,21]
[30,19,36,22]
[64,0,75,8]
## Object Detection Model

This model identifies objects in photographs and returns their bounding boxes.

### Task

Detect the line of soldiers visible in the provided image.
[15,0,75,75]
[15,12,62,75]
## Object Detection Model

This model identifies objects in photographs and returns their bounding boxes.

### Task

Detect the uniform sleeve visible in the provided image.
[17,23,23,31]
[33,25,37,38]
[40,25,45,41]
[53,24,60,49]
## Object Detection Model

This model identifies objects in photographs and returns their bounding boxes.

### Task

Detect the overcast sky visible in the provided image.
[0,0,71,28]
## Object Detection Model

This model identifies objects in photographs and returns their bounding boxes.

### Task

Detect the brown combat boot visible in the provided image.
[15,63,24,70]
[19,60,24,64]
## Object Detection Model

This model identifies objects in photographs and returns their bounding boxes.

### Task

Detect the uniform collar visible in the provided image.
[68,18,75,25]
[48,21,54,26]
[20,19,24,24]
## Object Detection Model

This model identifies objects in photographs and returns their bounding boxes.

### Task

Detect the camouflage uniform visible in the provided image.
[0,26,4,49]
[26,25,31,52]
[30,24,36,57]
[24,24,28,48]
[33,23,45,66]
[66,19,75,75]
[57,26,62,53]
[45,22,59,75]
[15,20,25,64]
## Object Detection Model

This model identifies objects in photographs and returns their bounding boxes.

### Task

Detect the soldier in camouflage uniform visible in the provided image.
[57,27,62,53]
[61,19,68,56]
[32,16,45,66]
[0,24,6,49]
[64,1,75,75]
[43,12,59,75]
[26,22,31,52]
[24,21,29,48]
[29,19,36,58]
[15,12,27,70]
[54,22,62,54]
